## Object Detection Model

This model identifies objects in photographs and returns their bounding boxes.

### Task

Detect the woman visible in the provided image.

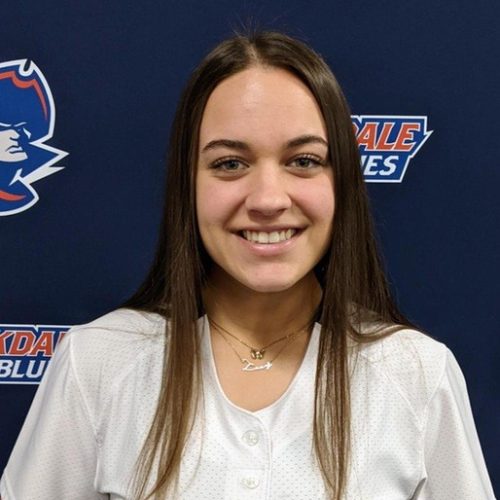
[0,31,495,499]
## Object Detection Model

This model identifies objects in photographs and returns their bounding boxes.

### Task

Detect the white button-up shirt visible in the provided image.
[0,309,496,499]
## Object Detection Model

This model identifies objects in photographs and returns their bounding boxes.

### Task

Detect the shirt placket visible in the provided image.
[226,413,271,499]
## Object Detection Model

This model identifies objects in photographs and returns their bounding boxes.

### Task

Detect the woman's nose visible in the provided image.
[244,165,292,216]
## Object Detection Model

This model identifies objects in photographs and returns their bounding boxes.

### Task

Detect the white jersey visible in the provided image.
[0,308,496,499]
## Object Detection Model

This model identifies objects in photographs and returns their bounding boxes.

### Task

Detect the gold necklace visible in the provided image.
[208,317,308,360]
[209,318,312,372]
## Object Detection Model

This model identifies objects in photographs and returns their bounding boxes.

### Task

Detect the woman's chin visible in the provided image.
[244,280,296,294]
[207,264,318,296]
[235,271,315,295]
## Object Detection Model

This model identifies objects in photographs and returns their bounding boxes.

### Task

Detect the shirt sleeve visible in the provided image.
[418,348,496,499]
[0,333,107,500]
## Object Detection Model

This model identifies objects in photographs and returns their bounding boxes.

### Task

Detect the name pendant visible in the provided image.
[242,358,273,372]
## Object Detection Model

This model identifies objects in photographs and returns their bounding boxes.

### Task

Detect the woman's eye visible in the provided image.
[289,155,324,169]
[210,158,246,172]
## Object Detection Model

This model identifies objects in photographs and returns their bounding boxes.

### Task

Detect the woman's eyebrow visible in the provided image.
[201,139,250,153]
[285,135,328,149]
[201,135,328,153]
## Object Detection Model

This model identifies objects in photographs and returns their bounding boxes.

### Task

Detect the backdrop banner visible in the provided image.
[0,1,498,496]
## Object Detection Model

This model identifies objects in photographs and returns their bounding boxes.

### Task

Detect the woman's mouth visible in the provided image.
[239,229,298,244]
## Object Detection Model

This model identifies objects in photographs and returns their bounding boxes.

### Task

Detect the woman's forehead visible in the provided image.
[198,66,327,152]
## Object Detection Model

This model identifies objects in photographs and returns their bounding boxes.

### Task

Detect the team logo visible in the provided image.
[0,324,70,384]
[0,60,67,216]
[353,115,432,182]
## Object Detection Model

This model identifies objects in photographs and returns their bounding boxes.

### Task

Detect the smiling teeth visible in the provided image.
[242,229,297,244]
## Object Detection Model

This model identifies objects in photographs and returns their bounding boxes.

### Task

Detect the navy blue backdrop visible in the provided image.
[1,0,498,494]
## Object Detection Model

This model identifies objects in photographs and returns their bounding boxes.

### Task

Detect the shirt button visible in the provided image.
[241,476,260,489]
[242,429,260,446]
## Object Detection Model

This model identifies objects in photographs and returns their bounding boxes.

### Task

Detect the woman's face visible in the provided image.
[196,66,334,294]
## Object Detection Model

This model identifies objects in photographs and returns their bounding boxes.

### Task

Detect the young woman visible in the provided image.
[0,31,495,500]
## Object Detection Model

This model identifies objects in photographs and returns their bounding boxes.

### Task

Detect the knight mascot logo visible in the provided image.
[0,59,67,215]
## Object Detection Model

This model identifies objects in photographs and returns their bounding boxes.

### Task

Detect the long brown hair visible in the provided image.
[124,30,412,499]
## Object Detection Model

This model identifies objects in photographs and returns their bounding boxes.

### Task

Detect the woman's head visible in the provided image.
[196,65,335,294]
[127,29,384,319]
[160,31,366,304]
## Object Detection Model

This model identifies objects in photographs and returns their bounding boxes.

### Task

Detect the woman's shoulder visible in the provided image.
[353,327,451,425]
[70,307,166,335]
[54,308,167,411]
[356,326,447,368]
[67,307,166,353]
[64,307,167,375]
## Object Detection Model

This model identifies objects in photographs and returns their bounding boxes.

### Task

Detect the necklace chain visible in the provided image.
[208,317,309,360]
[208,317,313,372]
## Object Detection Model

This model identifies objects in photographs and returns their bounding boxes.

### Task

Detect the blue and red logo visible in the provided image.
[0,60,67,216]
[0,324,70,384]
[353,115,432,182]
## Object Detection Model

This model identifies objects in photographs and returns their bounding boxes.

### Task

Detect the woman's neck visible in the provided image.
[202,270,322,346]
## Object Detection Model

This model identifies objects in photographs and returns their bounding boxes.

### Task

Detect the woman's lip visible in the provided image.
[236,228,303,240]
[235,229,302,255]
[237,226,302,232]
